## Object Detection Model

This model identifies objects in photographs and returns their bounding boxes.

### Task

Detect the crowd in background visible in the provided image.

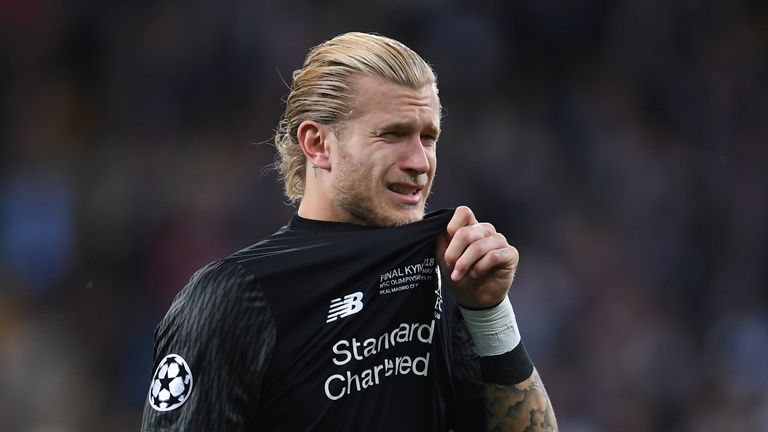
[1,0,766,430]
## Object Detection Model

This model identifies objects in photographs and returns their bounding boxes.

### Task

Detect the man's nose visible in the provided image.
[400,134,430,175]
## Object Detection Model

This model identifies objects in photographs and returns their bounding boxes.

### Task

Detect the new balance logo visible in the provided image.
[326,292,364,323]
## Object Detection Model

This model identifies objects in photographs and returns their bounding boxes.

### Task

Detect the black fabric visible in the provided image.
[140,260,276,431]
[478,341,534,385]
[140,209,485,431]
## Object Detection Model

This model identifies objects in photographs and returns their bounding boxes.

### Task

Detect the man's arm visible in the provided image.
[461,300,559,432]
[438,206,558,432]
[141,260,275,431]
[484,370,557,432]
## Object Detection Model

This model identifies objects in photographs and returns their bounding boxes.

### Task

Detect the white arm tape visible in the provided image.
[459,296,521,357]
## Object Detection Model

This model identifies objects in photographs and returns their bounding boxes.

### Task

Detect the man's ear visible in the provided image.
[297,120,332,170]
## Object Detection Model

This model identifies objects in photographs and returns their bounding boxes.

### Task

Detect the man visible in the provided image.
[141,32,557,431]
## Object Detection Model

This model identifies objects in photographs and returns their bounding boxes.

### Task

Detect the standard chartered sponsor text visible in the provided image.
[324,319,435,401]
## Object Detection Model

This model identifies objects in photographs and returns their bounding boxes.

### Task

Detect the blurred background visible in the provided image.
[1,0,766,430]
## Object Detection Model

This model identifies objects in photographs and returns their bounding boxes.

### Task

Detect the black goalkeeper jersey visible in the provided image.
[140,209,484,431]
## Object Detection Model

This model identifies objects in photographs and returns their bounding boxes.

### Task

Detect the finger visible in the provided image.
[451,231,508,281]
[467,244,519,281]
[446,206,478,238]
[444,222,496,269]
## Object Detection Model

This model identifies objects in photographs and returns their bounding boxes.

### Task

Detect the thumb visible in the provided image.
[437,207,472,273]
[446,206,477,237]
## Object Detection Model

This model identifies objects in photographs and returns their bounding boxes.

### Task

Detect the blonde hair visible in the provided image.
[274,32,437,202]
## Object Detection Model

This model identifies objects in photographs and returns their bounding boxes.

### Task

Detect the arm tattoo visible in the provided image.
[483,369,558,432]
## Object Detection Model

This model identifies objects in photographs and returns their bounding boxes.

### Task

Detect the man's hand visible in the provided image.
[438,207,558,431]
[436,206,519,309]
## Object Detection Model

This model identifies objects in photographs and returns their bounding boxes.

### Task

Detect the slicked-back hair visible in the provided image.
[274,32,437,202]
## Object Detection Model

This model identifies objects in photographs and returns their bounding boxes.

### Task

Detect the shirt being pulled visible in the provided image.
[141,209,483,431]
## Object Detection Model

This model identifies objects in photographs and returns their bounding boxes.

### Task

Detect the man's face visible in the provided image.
[329,75,440,227]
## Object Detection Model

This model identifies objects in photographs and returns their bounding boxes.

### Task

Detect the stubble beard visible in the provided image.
[333,150,430,228]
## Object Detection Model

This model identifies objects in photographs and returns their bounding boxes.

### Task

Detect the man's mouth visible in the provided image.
[387,183,423,196]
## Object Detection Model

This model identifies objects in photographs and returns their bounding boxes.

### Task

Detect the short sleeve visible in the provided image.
[140,260,276,431]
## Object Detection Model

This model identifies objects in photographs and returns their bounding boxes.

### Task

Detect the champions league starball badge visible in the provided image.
[148,354,194,411]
